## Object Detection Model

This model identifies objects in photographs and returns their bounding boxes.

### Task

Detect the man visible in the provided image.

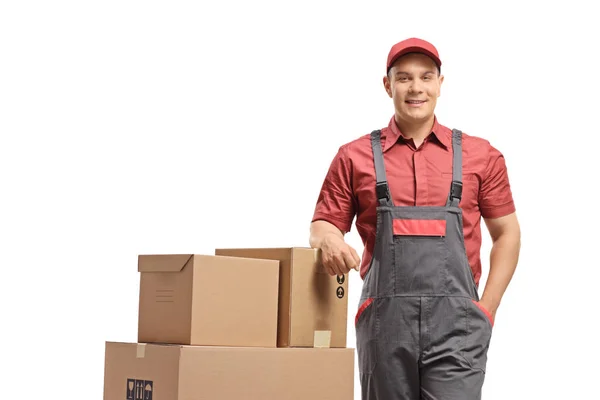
[309,37,521,399]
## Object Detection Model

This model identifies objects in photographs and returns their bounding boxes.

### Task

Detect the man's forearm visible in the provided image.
[480,232,521,317]
[309,220,344,248]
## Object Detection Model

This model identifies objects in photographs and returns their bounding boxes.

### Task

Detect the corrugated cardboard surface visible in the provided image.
[138,255,194,345]
[289,247,348,348]
[138,254,280,347]
[103,342,180,400]
[214,247,349,348]
[190,255,279,347]
[104,342,355,400]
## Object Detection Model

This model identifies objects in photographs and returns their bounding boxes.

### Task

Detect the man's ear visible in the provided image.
[383,75,392,98]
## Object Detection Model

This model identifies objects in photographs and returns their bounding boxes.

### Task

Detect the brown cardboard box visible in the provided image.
[103,341,354,400]
[214,247,348,348]
[137,254,279,347]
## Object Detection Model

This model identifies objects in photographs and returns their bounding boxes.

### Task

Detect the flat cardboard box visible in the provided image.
[214,247,348,348]
[103,341,355,400]
[137,254,279,347]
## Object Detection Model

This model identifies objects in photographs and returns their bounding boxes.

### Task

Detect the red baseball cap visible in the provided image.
[386,37,441,73]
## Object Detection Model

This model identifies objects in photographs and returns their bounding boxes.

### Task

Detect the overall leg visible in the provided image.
[357,296,422,400]
[419,296,492,400]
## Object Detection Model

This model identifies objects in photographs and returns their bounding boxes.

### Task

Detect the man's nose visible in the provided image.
[408,80,423,93]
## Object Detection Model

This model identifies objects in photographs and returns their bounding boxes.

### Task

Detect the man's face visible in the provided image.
[383,53,444,124]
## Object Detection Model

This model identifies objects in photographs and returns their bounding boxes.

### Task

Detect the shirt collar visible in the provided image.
[382,115,451,152]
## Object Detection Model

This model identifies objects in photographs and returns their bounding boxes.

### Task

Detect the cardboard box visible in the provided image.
[103,341,355,400]
[214,247,348,348]
[137,254,279,347]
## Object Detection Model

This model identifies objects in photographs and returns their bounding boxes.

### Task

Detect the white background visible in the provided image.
[1,1,599,399]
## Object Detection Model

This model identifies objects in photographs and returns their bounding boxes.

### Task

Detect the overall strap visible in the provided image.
[447,128,464,207]
[370,130,394,207]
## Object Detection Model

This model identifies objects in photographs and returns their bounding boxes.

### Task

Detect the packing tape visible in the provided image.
[136,343,146,358]
[313,330,331,348]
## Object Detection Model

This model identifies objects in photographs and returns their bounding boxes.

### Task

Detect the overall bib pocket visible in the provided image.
[392,218,449,294]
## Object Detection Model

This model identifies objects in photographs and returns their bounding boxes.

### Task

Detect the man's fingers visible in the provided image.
[322,258,336,276]
[350,247,361,270]
[324,256,341,276]
[327,265,336,276]
[322,247,358,276]
[342,251,357,273]
[333,255,347,276]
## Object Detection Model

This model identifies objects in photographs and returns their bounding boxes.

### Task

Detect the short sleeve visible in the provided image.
[479,144,516,219]
[311,145,357,233]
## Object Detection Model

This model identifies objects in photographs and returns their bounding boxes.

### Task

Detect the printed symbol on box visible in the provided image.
[126,379,135,399]
[127,379,153,400]
[143,381,153,400]
[136,380,145,400]
[336,286,345,298]
[336,275,345,284]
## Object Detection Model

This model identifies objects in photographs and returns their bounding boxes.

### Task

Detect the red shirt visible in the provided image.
[311,115,516,285]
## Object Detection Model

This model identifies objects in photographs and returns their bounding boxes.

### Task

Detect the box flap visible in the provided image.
[138,254,194,272]
[215,247,293,261]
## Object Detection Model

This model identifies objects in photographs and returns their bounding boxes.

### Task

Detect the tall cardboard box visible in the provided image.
[103,341,355,400]
[137,254,279,347]
[214,247,348,348]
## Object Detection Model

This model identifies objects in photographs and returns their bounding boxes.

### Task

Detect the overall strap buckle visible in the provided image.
[376,181,390,202]
[450,180,463,200]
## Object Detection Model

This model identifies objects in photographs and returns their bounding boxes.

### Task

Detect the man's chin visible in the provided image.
[401,110,431,122]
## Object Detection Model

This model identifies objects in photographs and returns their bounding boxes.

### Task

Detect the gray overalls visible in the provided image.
[355,129,494,400]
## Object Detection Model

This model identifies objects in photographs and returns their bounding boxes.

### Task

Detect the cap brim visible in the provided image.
[387,46,441,72]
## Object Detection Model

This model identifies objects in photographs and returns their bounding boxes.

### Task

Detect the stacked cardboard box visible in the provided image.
[103,247,355,399]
